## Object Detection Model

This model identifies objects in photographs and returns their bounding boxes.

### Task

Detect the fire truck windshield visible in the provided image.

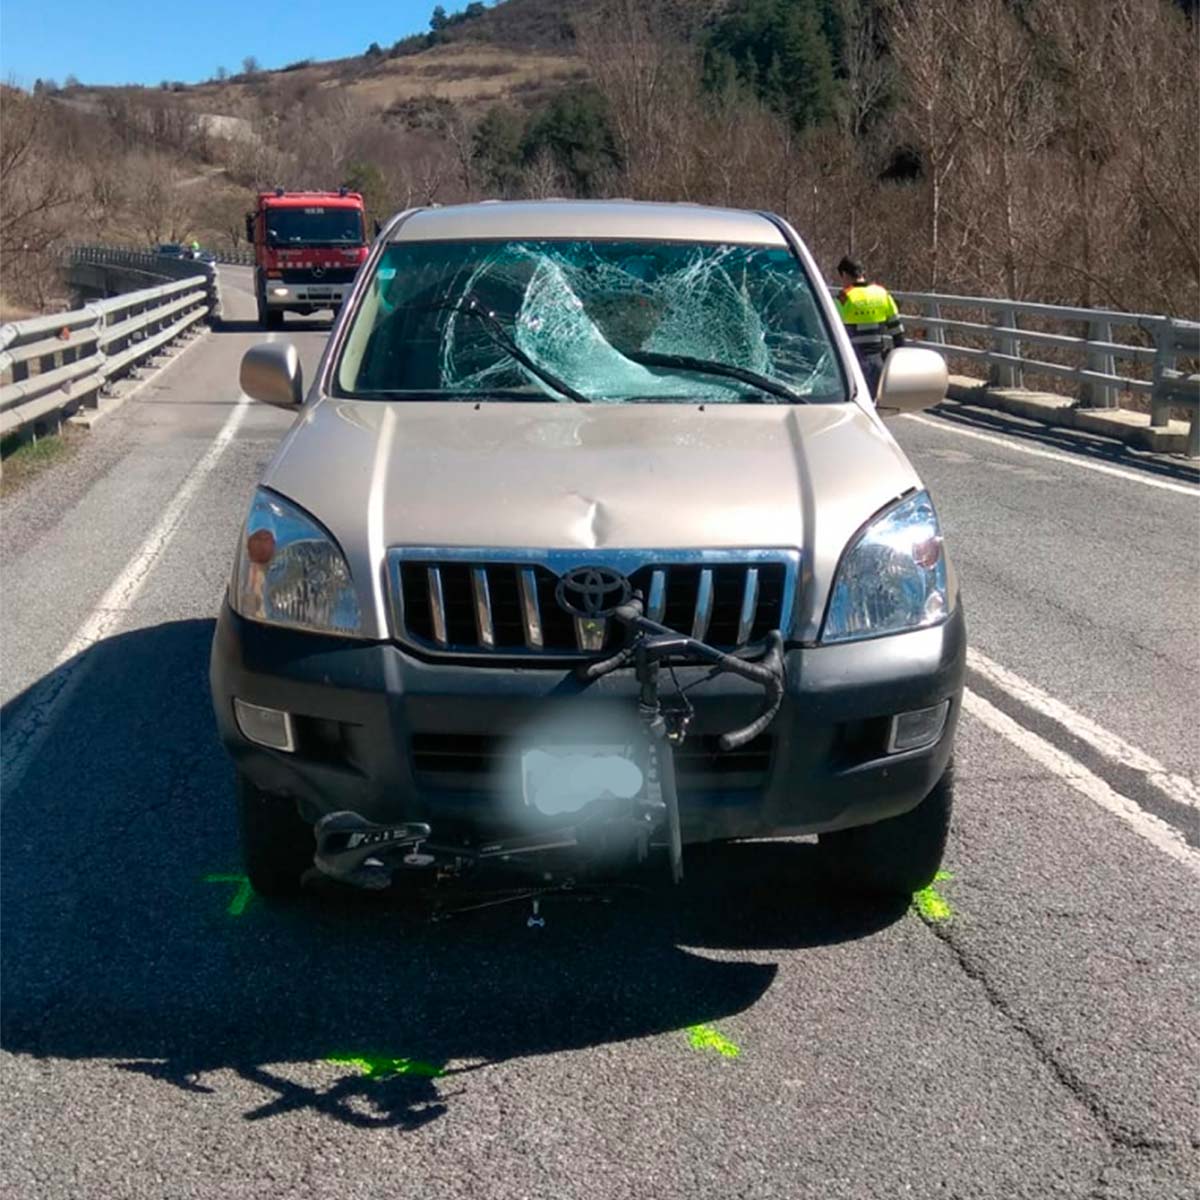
[265,207,363,247]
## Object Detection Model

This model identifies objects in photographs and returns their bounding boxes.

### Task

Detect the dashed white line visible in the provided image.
[963,688,1200,879]
[1,392,251,794]
[905,413,1200,497]
[968,647,1199,812]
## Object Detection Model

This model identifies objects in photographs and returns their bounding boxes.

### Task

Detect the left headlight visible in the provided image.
[230,488,362,637]
[822,490,948,644]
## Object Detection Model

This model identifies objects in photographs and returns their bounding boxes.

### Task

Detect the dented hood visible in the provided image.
[264,398,921,639]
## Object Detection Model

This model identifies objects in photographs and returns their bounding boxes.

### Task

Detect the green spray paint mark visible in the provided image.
[913,870,954,923]
[204,873,253,916]
[686,1024,741,1058]
[326,1054,446,1080]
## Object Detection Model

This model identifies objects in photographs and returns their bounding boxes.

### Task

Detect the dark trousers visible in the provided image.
[858,352,884,401]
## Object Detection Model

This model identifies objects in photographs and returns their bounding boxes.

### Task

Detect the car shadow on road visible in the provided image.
[0,618,907,1130]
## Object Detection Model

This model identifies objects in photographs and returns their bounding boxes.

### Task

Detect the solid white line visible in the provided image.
[962,688,1200,879]
[1,393,251,794]
[968,647,1199,812]
[904,413,1200,497]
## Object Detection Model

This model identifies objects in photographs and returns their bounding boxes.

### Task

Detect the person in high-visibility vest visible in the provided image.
[834,255,905,400]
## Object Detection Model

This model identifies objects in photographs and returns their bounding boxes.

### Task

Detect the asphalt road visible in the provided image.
[2,266,1197,1199]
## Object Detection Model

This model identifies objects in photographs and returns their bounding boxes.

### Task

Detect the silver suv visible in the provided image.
[210,200,962,900]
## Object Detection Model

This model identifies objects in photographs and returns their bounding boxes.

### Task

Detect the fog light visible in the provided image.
[887,701,950,753]
[234,698,295,752]
[271,287,289,297]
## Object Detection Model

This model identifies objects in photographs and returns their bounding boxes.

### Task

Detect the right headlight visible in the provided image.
[822,490,948,644]
[230,488,362,637]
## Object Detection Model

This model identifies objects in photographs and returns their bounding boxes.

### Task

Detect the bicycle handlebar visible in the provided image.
[583,598,786,751]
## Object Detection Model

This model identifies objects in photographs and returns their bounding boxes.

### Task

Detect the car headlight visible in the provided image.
[822,490,948,643]
[231,489,362,636]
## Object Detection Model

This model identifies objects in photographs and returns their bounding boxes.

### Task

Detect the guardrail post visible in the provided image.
[988,303,1022,389]
[1150,320,1174,429]
[923,300,944,347]
[204,264,221,325]
[1081,318,1116,408]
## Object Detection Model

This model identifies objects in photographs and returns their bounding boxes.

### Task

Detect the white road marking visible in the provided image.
[1,393,251,794]
[962,688,1200,878]
[905,413,1200,497]
[968,647,1199,812]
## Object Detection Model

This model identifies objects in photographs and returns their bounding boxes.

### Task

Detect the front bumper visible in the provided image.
[264,283,349,309]
[210,600,965,843]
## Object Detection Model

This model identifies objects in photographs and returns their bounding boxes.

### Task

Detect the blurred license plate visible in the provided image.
[520,745,644,818]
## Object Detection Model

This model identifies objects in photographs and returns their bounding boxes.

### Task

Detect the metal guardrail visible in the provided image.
[893,290,1200,457]
[68,244,254,268]
[1,275,212,442]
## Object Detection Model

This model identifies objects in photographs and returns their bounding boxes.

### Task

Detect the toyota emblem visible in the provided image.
[555,565,632,619]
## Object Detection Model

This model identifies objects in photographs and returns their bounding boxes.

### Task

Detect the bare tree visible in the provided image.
[830,0,890,255]
[521,147,569,199]
[884,0,967,289]
[945,0,1051,298]
[123,153,196,243]
[0,94,80,306]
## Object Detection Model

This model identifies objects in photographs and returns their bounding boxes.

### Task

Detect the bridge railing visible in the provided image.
[893,290,1200,457]
[68,243,255,267]
[1,275,212,443]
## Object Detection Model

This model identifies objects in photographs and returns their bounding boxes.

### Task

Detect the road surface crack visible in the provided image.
[920,919,1181,1156]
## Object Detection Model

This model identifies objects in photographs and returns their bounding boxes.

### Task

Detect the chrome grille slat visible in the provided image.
[647,569,666,623]
[517,568,543,649]
[692,568,714,641]
[470,567,494,648]
[427,567,448,646]
[390,550,798,658]
[574,616,608,651]
[737,567,760,645]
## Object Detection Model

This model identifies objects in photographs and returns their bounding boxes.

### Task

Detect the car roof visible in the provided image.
[390,200,788,246]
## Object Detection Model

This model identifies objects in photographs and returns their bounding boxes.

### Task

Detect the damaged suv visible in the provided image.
[211,200,962,901]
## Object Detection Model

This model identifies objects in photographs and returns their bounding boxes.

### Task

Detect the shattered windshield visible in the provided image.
[336,239,845,403]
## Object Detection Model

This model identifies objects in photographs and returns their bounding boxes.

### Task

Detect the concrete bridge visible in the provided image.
[1,261,1197,1200]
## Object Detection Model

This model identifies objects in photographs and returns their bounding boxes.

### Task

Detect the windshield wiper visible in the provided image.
[455,294,590,404]
[349,389,559,403]
[625,351,807,404]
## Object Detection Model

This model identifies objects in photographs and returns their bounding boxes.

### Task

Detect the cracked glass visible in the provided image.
[336,238,845,403]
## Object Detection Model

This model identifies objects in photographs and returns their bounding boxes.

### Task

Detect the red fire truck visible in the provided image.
[245,188,370,329]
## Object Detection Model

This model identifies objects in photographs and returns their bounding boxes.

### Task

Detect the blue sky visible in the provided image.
[0,0,451,88]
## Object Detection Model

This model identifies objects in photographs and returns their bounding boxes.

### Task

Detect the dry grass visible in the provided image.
[172,45,583,115]
[0,427,81,495]
[349,47,581,107]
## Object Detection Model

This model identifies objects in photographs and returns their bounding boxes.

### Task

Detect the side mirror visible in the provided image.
[874,347,948,415]
[240,342,303,409]
[244,214,255,244]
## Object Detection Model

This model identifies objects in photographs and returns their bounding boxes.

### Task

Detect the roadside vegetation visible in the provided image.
[0,429,79,494]
[2,0,1196,318]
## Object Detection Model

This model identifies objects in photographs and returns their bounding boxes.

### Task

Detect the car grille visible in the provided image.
[410,732,774,793]
[279,267,358,285]
[387,549,799,658]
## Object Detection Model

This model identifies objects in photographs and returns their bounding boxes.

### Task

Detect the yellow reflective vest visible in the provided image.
[835,283,905,357]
